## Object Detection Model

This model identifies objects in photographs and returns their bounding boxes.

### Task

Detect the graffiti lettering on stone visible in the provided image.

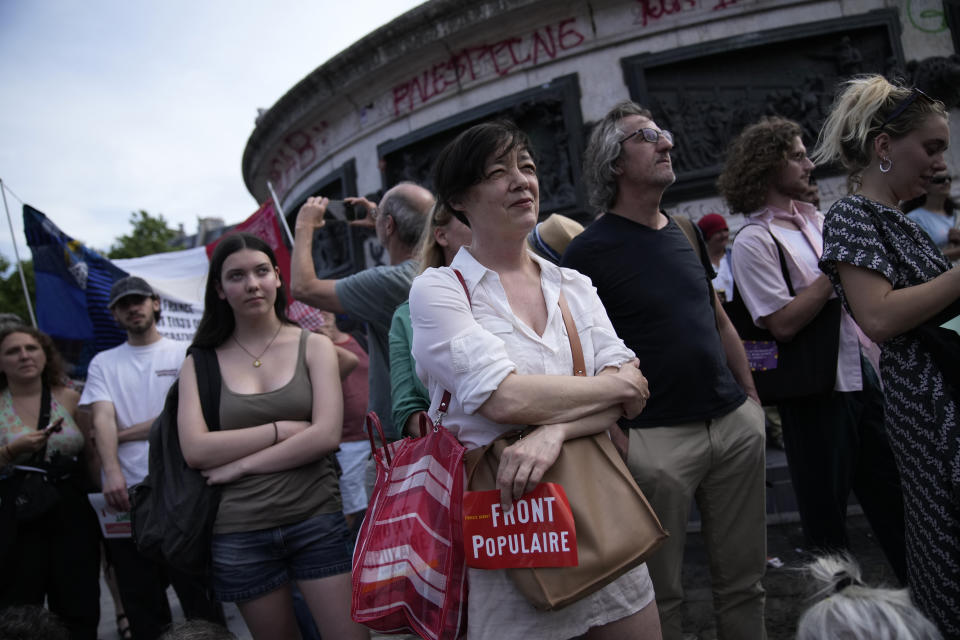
[633,0,737,27]
[267,122,330,193]
[391,18,585,116]
[634,0,696,26]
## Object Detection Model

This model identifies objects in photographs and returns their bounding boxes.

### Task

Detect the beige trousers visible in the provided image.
[627,398,768,640]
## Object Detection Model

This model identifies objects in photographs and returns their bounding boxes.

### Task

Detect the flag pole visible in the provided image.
[0,179,37,327]
[266,181,295,246]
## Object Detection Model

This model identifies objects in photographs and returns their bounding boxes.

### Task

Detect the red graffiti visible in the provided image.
[633,0,735,26]
[634,0,697,26]
[267,122,329,193]
[392,18,585,116]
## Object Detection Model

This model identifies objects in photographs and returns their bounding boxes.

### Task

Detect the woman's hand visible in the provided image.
[405,411,430,438]
[615,359,650,419]
[202,460,246,485]
[8,430,51,457]
[495,424,565,511]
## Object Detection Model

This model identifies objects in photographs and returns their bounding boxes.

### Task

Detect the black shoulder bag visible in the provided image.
[130,346,223,575]
[723,227,842,405]
[7,383,66,523]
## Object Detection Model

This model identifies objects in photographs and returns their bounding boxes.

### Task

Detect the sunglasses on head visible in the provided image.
[930,175,952,184]
[620,127,674,145]
[878,87,934,131]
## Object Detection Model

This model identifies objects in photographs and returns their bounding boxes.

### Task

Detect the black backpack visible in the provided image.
[130,346,222,575]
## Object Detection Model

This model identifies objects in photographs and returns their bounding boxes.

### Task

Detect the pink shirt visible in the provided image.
[731,202,880,392]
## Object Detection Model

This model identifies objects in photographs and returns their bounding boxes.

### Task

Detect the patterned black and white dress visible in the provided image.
[820,194,960,636]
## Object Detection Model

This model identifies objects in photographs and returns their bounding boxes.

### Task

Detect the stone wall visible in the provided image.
[243,0,958,226]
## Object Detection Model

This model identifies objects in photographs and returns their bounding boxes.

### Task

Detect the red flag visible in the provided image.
[206,202,325,330]
[206,201,290,282]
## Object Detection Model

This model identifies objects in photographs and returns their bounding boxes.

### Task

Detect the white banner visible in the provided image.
[113,246,208,343]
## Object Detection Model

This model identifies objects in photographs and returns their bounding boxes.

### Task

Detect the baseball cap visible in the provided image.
[108,276,156,308]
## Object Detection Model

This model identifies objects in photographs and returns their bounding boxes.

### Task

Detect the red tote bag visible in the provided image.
[351,412,468,639]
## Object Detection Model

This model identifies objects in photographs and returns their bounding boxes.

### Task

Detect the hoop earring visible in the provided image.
[879,156,893,173]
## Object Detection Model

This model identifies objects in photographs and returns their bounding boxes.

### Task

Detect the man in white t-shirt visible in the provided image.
[80,276,221,640]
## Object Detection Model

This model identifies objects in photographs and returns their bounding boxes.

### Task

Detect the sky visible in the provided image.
[0,0,425,268]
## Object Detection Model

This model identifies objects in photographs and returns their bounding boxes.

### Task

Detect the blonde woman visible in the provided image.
[389,202,471,437]
[812,75,958,636]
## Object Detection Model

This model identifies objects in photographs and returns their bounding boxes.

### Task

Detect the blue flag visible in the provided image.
[23,205,127,375]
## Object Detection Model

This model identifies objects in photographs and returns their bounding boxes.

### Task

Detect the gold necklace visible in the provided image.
[232,323,283,368]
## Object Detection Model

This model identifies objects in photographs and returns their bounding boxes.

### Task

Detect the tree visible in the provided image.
[108,210,179,259]
[0,255,35,324]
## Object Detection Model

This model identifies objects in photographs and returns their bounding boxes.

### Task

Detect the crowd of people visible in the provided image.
[1,72,957,639]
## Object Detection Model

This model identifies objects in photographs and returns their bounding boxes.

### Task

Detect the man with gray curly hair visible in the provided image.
[562,100,767,640]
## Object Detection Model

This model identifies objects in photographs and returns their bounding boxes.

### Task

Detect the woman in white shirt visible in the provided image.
[408,121,660,640]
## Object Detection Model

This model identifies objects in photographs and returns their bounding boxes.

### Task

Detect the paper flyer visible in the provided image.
[87,492,132,538]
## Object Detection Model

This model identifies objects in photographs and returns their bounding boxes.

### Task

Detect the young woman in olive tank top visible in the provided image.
[178,233,368,640]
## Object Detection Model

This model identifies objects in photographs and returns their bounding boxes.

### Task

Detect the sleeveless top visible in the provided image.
[0,387,84,462]
[213,329,341,534]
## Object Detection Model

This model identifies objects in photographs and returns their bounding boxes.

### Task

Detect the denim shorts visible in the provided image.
[211,512,353,602]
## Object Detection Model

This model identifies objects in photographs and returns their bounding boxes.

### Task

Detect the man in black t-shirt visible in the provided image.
[562,101,767,640]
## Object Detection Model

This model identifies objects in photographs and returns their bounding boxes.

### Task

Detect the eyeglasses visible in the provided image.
[930,176,952,184]
[620,127,674,145]
[878,87,933,131]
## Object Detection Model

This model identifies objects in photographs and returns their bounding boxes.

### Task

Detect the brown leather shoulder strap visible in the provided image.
[448,271,585,413]
[671,214,721,330]
[557,292,586,377]
[673,214,701,260]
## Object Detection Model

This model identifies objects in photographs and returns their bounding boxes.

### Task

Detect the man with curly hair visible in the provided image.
[718,117,906,581]
[563,100,768,640]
